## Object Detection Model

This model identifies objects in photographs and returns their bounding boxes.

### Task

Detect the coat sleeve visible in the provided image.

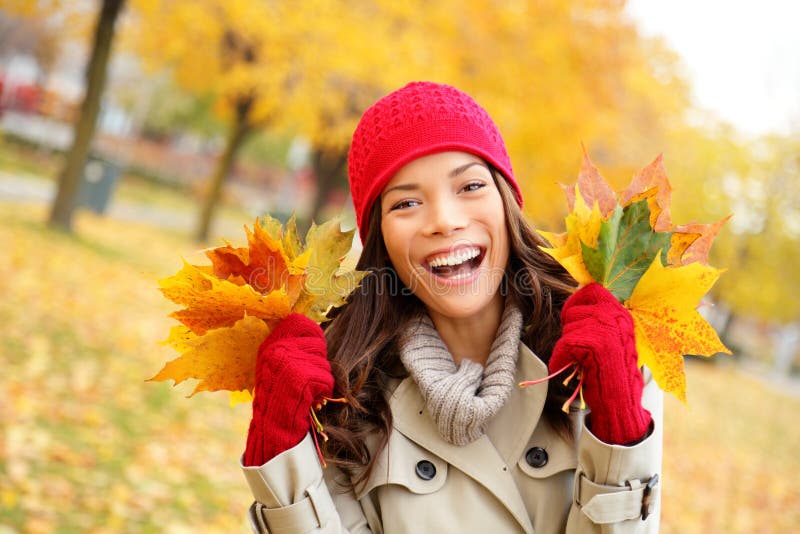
[240,433,373,533]
[566,366,663,533]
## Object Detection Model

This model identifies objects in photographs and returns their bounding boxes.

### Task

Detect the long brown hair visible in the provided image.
[321,168,577,487]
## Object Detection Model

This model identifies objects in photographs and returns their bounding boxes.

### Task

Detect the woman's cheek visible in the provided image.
[390,260,407,286]
[384,244,416,294]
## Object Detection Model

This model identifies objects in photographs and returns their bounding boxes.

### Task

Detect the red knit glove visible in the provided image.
[550,283,652,445]
[243,313,334,467]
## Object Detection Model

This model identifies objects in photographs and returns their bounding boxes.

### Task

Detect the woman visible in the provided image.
[241,81,662,533]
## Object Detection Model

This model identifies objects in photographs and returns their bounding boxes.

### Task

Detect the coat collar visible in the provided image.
[389,342,549,534]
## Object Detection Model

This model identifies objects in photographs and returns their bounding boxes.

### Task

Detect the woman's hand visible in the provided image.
[244,313,334,466]
[549,283,651,445]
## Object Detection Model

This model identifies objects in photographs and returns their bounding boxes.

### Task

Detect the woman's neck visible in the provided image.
[426,293,505,366]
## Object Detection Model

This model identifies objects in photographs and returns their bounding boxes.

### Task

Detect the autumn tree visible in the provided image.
[130,0,691,239]
[287,0,692,228]
[48,0,126,231]
[416,0,690,227]
[711,134,800,323]
[130,0,336,241]
[4,0,125,232]
[129,1,428,238]
[0,13,59,84]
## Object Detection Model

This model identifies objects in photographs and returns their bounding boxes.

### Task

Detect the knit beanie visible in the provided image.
[347,81,523,241]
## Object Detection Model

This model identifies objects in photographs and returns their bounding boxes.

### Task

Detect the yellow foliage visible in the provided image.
[151,315,270,397]
[123,0,689,221]
[2,0,96,43]
[539,187,603,286]
[627,258,731,402]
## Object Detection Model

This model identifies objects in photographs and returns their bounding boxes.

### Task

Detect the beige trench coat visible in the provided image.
[241,343,663,533]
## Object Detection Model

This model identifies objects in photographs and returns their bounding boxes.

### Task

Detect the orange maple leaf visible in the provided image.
[159,260,291,335]
[561,148,618,218]
[619,154,673,232]
[669,216,732,266]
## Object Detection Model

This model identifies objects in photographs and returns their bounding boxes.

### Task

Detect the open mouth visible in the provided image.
[422,246,486,281]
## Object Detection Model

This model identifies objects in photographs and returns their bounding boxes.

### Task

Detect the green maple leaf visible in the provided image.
[293,217,368,323]
[581,199,672,301]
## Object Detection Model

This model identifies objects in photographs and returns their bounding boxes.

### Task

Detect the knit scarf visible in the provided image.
[399,302,523,446]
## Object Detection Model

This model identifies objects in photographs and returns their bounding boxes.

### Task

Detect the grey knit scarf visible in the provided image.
[399,302,523,446]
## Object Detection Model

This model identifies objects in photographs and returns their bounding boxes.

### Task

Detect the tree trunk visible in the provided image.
[773,322,800,378]
[195,104,251,242]
[48,0,125,231]
[308,144,348,227]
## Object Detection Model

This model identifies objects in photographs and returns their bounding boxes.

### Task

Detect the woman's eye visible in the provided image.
[461,181,486,193]
[390,200,420,211]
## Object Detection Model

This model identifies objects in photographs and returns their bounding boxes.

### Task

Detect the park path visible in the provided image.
[0,170,247,237]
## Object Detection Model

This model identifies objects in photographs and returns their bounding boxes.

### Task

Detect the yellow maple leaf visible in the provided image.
[149,315,270,397]
[293,217,369,323]
[229,389,254,406]
[539,186,603,286]
[627,257,732,402]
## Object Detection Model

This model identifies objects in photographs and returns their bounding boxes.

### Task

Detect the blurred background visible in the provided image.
[0,0,798,532]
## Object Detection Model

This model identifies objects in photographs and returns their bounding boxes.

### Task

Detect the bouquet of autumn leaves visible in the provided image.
[527,153,731,403]
[149,216,367,405]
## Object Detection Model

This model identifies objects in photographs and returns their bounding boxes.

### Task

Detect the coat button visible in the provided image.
[415,460,436,480]
[525,447,548,468]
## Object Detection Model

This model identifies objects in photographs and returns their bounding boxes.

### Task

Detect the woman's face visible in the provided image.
[379,151,510,320]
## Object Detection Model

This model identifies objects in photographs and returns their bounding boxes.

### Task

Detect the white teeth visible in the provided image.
[427,247,481,268]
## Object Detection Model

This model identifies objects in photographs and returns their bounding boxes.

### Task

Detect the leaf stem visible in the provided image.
[519,362,576,388]
[562,373,585,413]
[309,410,327,468]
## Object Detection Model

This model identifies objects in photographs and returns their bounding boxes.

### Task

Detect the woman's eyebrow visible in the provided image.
[382,182,419,197]
[449,161,489,177]
[382,162,487,198]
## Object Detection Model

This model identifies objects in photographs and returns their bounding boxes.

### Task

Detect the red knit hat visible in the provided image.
[348,81,523,241]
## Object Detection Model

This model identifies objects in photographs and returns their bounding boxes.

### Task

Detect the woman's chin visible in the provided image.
[418,283,503,320]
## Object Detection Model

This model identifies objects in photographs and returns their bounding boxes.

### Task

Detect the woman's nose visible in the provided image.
[423,197,467,236]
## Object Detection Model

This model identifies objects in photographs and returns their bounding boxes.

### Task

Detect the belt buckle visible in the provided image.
[641,473,659,520]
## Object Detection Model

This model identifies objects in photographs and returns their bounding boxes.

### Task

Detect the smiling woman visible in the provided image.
[239,82,663,533]
[380,152,509,334]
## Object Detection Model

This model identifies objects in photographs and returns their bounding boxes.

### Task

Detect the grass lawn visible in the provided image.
[0,203,797,532]
[0,136,61,179]
[0,204,253,532]
[661,359,800,533]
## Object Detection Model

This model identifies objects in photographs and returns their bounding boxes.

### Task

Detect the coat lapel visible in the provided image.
[389,343,550,534]
[486,343,550,466]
